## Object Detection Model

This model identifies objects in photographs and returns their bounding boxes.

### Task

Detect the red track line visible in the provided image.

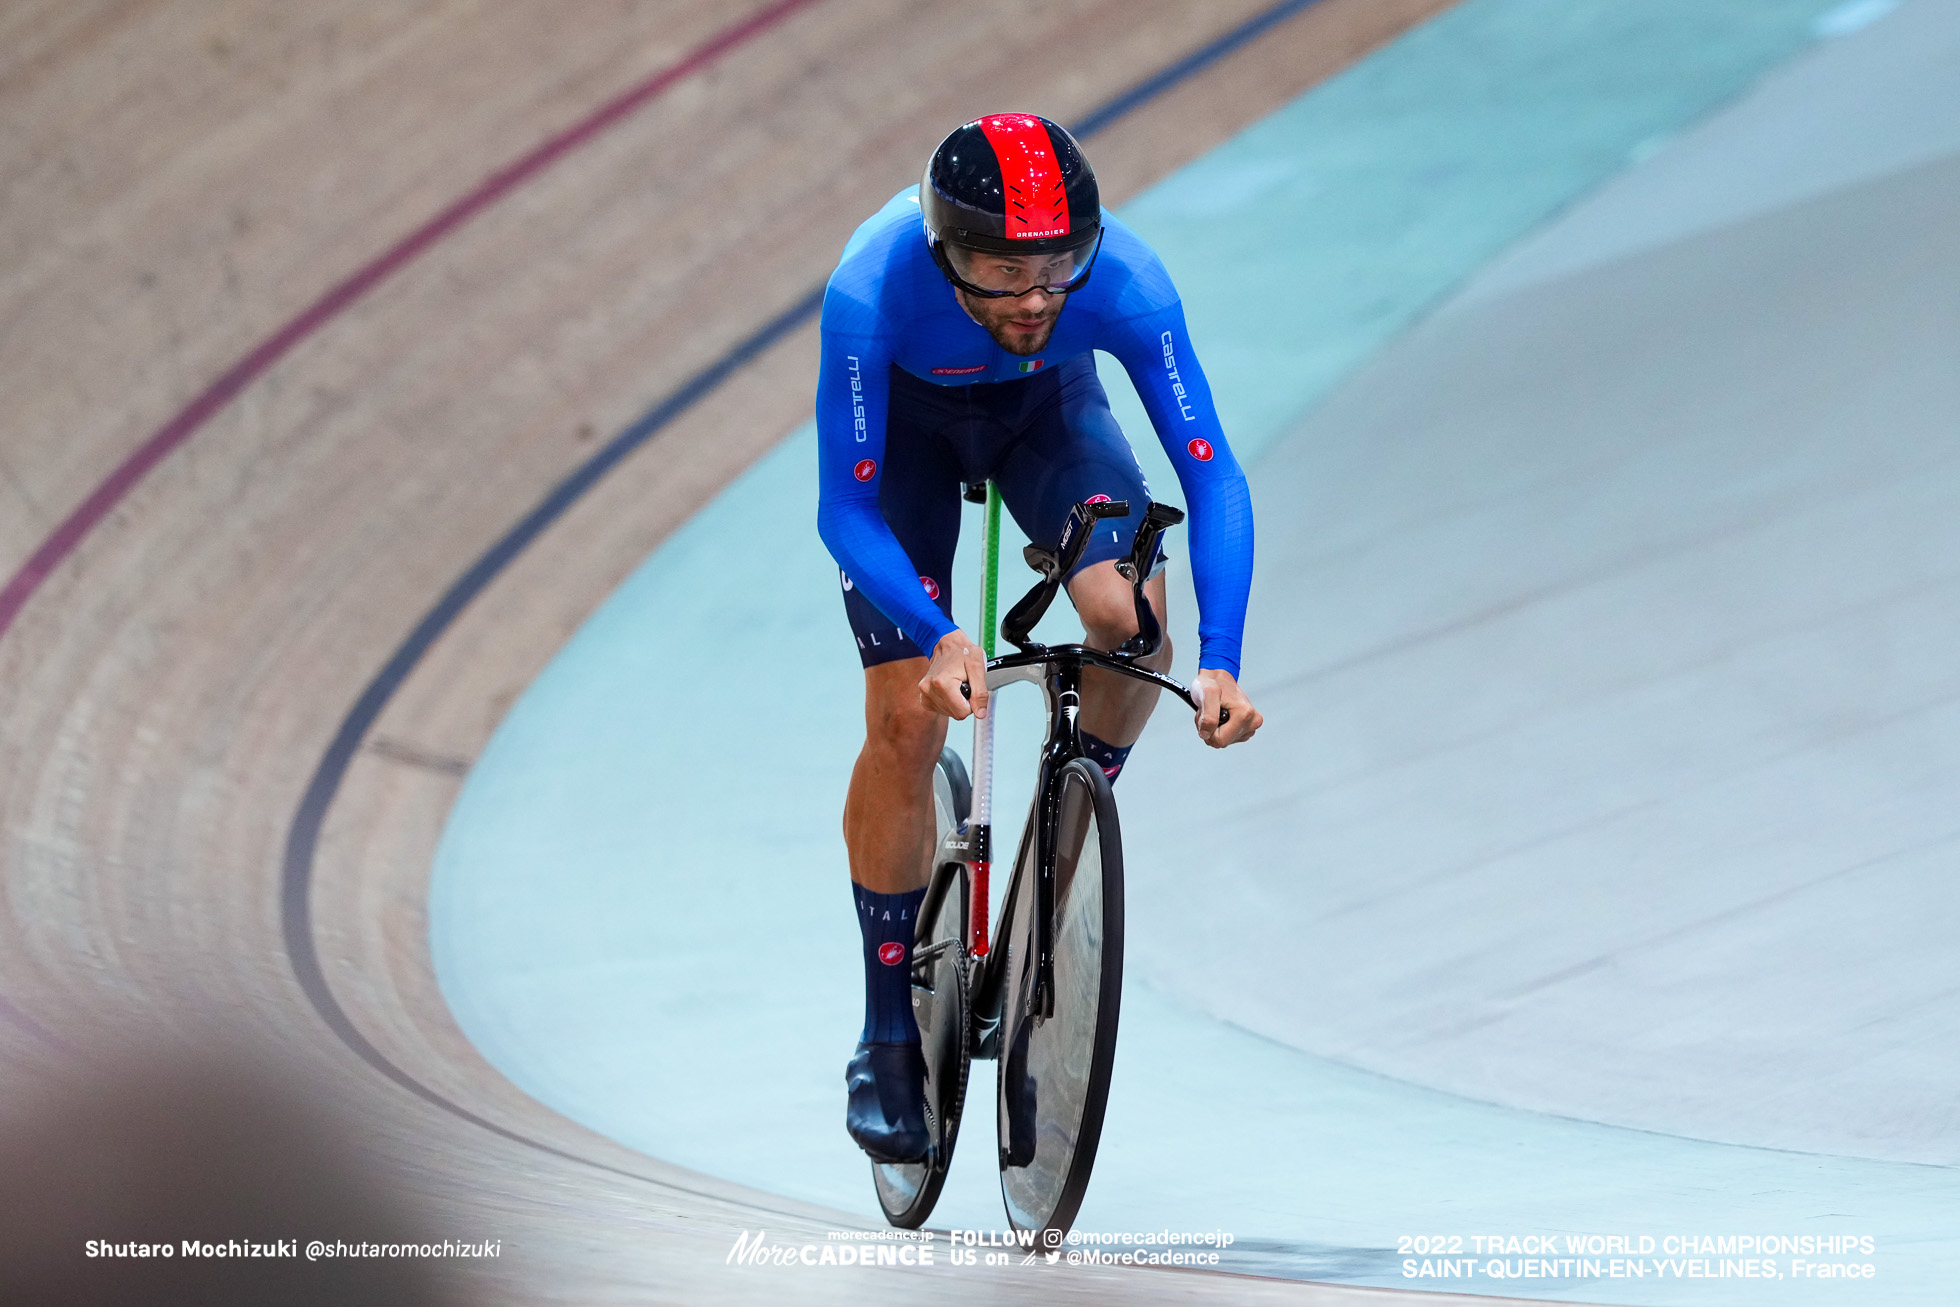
[0,0,825,645]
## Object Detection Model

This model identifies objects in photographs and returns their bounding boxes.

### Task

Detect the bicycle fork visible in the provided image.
[1026,661,1084,1023]
[962,657,1082,1035]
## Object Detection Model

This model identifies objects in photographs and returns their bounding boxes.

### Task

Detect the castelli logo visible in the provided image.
[1187,438,1214,462]
[920,576,940,600]
[878,942,906,966]
[853,458,877,481]
[1085,494,1112,505]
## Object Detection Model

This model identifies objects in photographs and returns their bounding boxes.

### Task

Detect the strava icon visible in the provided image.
[877,942,906,965]
[920,576,940,600]
[1187,438,1214,462]
[854,458,878,481]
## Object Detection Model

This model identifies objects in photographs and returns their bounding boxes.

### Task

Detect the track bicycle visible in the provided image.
[870,492,1219,1239]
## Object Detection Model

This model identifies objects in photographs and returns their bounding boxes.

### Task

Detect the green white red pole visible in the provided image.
[969,483,1000,956]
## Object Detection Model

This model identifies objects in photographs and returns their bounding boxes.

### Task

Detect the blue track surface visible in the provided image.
[430,1,1960,1298]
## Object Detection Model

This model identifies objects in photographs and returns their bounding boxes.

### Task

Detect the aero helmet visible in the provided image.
[921,113,1103,297]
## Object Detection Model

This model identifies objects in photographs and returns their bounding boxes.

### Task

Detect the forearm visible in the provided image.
[1183,456,1253,678]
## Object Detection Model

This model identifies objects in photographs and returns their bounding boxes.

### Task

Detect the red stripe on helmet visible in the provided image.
[976,113,1069,240]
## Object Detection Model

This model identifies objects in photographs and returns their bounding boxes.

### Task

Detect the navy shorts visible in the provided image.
[842,355,1154,668]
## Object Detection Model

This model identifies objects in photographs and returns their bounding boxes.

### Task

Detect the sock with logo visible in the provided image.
[1079,730,1135,784]
[855,883,926,1044]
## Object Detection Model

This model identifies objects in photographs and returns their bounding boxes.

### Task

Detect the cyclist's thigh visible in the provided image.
[838,370,963,668]
[992,356,1154,577]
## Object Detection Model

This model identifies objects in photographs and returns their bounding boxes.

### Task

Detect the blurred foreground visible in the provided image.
[0,1037,459,1305]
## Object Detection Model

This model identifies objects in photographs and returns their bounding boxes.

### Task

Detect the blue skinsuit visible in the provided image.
[816,189,1254,678]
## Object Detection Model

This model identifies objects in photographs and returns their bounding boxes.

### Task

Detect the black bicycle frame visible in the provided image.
[968,498,1201,1035]
[976,648,1195,1026]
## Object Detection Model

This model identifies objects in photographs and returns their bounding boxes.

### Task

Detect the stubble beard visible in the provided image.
[958,290,1065,357]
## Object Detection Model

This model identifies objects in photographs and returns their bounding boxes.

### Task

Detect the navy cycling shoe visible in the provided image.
[845,1040,930,1164]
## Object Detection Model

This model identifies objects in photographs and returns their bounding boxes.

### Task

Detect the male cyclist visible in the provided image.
[817,114,1262,1163]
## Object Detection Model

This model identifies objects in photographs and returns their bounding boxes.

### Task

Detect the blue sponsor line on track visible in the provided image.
[1069,0,1333,140]
[279,0,1348,1178]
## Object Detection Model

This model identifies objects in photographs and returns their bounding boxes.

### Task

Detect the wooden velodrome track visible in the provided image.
[0,2,1553,1302]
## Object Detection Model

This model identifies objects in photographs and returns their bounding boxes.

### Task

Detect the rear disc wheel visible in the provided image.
[871,749,973,1227]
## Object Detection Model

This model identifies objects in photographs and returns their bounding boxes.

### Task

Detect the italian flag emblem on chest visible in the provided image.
[1017,359,1044,373]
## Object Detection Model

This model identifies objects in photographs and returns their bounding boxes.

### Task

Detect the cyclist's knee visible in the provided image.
[1071,564,1173,667]
[1071,564,1144,648]
[871,705,944,766]
[863,661,946,767]
[1079,607,1138,651]
[1074,568,1136,642]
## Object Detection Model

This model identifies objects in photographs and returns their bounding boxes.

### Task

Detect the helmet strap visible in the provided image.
[928,238,991,327]
[927,237,959,287]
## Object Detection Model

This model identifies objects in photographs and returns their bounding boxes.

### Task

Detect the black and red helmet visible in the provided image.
[922,113,1100,254]
[922,114,1102,295]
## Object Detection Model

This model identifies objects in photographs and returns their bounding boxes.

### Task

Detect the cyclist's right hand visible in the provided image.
[920,630,990,721]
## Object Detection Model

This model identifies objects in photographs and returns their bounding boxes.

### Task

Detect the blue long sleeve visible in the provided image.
[1102,301,1254,679]
[815,317,961,655]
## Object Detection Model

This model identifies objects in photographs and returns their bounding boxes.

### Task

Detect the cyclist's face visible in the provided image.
[954,253,1072,356]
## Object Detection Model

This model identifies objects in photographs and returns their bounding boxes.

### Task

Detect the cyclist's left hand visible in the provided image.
[1192,669,1261,748]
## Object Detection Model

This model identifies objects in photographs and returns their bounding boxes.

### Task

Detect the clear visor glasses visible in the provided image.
[941,231,1101,298]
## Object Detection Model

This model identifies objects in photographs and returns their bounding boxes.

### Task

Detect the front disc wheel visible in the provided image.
[996,757,1124,1241]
